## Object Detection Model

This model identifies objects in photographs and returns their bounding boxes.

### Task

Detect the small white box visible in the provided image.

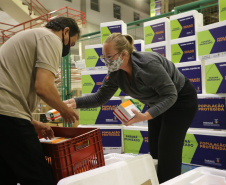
[197,20,226,60]
[113,99,141,122]
[144,17,170,45]
[145,41,171,60]
[100,20,127,44]
[134,40,145,52]
[170,10,203,40]
[170,36,198,63]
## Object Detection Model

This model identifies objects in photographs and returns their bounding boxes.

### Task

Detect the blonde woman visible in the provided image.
[66,33,198,183]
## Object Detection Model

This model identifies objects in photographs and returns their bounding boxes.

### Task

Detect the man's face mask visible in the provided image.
[100,52,123,72]
[62,33,70,57]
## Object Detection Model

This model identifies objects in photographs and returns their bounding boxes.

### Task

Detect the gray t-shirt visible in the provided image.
[75,52,185,119]
[0,28,62,121]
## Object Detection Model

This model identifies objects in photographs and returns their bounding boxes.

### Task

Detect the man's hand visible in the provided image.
[60,106,79,124]
[122,109,152,126]
[35,68,79,125]
[32,120,54,139]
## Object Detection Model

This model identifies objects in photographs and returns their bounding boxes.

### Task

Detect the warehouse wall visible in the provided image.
[28,0,149,33]
[36,0,81,13]
[86,0,149,25]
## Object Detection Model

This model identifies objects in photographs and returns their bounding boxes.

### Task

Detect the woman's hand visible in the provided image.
[122,109,152,126]
[63,98,77,109]
[32,120,54,139]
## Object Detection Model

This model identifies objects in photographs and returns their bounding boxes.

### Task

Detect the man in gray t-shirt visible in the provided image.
[0,17,80,184]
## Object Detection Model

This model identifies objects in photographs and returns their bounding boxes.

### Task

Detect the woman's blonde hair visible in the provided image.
[104,33,136,55]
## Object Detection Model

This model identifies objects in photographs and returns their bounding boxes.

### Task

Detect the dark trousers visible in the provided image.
[148,79,198,183]
[0,114,54,185]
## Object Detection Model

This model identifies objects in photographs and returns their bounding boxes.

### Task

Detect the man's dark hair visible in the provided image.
[45,17,80,38]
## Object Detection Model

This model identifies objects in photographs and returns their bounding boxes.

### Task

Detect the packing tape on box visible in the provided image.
[100,20,127,44]
[144,17,170,45]
[170,10,203,40]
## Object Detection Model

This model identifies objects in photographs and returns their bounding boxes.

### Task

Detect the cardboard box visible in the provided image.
[45,109,61,121]
[144,17,170,45]
[170,10,203,40]
[190,94,226,129]
[205,57,226,94]
[81,70,126,96]
[150,8,161,17]
[79,125,123,154]
[175,61,202,94]
[79,97,122,125]
[123,126,149,154]
[219,0,226,22]
[171,36,197,63]
[134,40,145,52]
[113,99,141,122]
[145,41,171,60]
[124,97,148,126]
[182,129,226,169]
[198,21,226,60]
[85,44,107,70]
[100,20,127,44]
[150,0,161,10]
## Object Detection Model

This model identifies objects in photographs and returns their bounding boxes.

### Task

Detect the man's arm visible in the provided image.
[35,68,78,124]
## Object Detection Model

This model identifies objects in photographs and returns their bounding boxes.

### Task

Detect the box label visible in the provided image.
[182,133,226,169]
[178,65,202,94]
[191,98,226,129]
[171,16,195,40]
[101,129,122,154]
[219,0,226,22]
[129,99,148,113]
[205,62,226,93]
[144,22,165,45]
[145,46,166,58]
[85,47,104,69]
[198,25,226,60]
[150,1,161,9]
[82,74,126,96]
[79,100,121,125]
[123,130,149,154]
[150,8,161,17]
[101,25,122,43]
[171,40,196,63]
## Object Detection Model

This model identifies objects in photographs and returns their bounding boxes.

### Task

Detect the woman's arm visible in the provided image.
[66,74,118,109]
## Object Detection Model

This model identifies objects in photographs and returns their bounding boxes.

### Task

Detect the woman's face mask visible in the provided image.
[100,52,123,72]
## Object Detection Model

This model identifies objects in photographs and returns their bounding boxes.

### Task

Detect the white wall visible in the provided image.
[32,0,81,12]
[1,0,149,34]
[86,0,149,26]
[0,11,19,30]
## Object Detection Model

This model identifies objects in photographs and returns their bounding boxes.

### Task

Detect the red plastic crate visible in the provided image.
[41,126,105,184]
